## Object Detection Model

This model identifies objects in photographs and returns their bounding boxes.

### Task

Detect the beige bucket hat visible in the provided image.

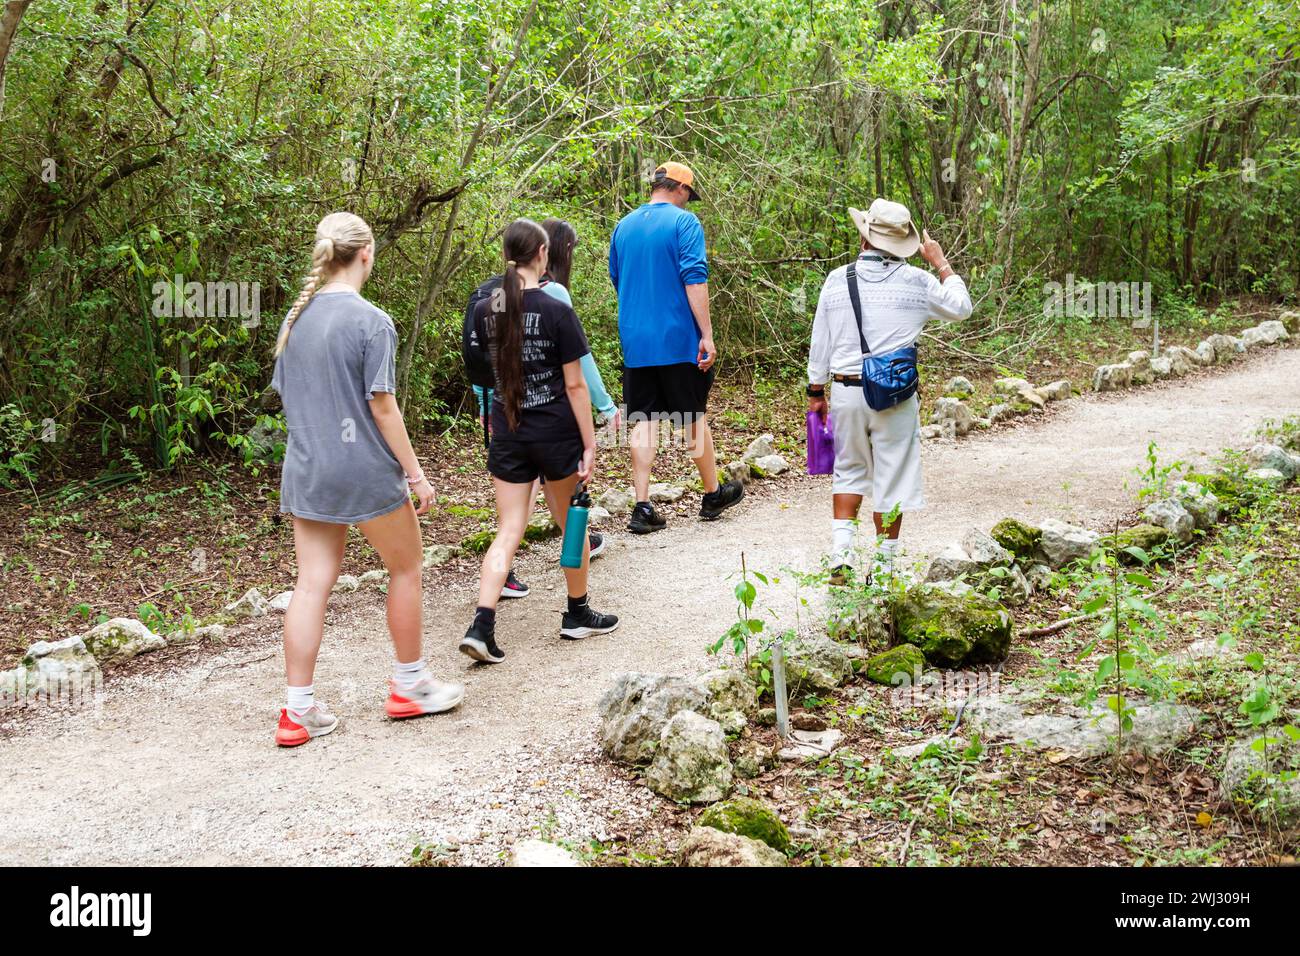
[848,198,921,258]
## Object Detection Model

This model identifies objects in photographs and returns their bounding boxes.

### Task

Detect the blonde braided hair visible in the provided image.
[274,212,374,357]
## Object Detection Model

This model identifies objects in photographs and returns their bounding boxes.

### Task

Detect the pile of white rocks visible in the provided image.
[0,616,227,703]
[923,375,1073,441]
[593,433,789,520]
[1093,316,1293,393]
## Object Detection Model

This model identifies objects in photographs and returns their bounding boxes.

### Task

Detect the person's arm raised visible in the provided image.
[369,392,435,515]
[563,359,597,482]
[918,228,972,322]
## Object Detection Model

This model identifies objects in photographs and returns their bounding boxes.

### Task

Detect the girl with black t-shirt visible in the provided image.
[461,218,619,663]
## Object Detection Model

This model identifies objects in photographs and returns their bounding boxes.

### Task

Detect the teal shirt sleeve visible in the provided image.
[542,283,616,416]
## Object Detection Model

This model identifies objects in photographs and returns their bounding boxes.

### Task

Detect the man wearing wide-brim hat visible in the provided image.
[806,198,973,583]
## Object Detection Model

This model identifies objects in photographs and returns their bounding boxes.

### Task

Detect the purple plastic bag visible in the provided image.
[806,409,835,475]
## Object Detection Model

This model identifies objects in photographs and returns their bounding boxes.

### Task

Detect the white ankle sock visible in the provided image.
[287,684,314,714]
[394,658,429,690]
[831,519,856,565]
[875,537,900,570]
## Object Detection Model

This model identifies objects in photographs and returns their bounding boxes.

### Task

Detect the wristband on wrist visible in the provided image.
[806,384,826,397]
[405,472,426,486]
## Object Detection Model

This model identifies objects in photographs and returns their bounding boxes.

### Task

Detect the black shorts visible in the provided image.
[488,434,583,484]
[622,362,715,425]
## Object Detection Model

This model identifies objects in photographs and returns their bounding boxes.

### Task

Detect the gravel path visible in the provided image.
[4,347,1299,865]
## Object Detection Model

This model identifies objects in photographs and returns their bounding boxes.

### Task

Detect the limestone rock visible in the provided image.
[698,796,791,852]
[944,375,974,398]
[82,618,167,662]
[723,460,751,486]
[7,635,102,698]
[599,669,756,765]
[1245,467,1287,487]
[268,590,293,612]
[678,827,786,867]
[422,544,458,569]
[1221,734,1300,824]
[1142,498,1195,545]
[924,543,978,583]
[643,711,733,803]
[1126,350,1154,385]
[648,482,686,503]
[1092,362,1133,392]
[225,587,269,619]
[1246,443,1297,479]
[966,690,1199,757]
[1037,380,1072,402]
[962,528,1013,567]
[1036,518,1100,568]
[359,569,388,586]
[994,377,1032,395]
[930,397,976,436]
[990,517,1042,563]
[1173,480,1220,530]
[863,644,925,686]
[777,728,844,761]
[1162,346,1198,376]
[892,586,1013,669]
[756,631,852,695]
[595,487,636,514]
[742,434,776,463]
[511,840,582,867]
[751,454,789,477]
[332,574,359,593]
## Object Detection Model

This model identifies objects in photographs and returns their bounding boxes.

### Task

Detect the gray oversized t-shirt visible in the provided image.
[269,291,408,524]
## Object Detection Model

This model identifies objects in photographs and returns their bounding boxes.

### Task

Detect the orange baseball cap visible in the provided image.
[652,161,701,201]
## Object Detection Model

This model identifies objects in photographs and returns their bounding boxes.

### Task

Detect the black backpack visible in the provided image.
[462,274,502,390]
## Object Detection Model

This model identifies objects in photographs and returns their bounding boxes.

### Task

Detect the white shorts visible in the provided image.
[829,383,925,511]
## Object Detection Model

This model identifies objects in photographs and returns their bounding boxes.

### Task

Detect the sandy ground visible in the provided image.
[3,347,1299,866]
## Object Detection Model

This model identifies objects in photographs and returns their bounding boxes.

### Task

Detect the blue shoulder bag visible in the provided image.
[845,261,919,411]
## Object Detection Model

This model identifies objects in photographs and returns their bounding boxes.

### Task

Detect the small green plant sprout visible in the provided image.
[1074,523,1171,763]
[708,552,776,669]
[1132,440,1186,501]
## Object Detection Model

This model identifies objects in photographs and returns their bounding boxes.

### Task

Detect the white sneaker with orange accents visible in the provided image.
[275,702,339,747]
[385,677,465,719]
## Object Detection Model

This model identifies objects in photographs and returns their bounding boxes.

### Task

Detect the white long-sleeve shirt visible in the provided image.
[807,252,972,382]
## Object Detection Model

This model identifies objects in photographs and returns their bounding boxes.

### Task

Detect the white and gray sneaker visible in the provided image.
[385,677,465,719]
[275,702,339,747]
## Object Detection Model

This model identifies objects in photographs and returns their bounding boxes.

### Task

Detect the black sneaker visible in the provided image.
[560,604,620,641]
[459,620,505,664]
[700,480,745,520]
[500,569,530,599]
[588,532,606,559]
[627,502,667,535]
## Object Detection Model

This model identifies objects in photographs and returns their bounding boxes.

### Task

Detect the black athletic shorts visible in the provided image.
[622,362,716,424]
[488,434,583,484]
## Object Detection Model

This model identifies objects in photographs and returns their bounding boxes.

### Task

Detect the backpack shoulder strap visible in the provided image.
[845,261,870,357]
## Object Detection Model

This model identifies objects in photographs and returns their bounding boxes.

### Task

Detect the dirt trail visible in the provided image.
[4,348,1300,865]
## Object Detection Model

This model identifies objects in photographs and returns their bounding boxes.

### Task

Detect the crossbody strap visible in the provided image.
[845,262,870,357]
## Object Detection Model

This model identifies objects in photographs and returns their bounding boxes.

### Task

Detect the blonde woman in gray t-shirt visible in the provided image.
[268,212,464,747]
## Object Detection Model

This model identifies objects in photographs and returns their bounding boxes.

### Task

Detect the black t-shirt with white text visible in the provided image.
[471,287,590,443]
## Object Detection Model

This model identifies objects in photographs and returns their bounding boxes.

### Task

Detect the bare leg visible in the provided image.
[357,501,424,664]
[478,478,535,610]
[629,418,655,501]
[542,473,588,599]
[873,512,902,539]
[833,493,864,521]
[685,413,719,493]
[284,517,348,686]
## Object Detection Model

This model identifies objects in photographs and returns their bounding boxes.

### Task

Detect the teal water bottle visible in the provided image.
[560,482,591,569]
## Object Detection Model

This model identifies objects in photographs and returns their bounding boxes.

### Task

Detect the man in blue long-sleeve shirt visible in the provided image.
[608,161,744,534]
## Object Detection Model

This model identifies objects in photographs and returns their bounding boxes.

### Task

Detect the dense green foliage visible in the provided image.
[0,0,1296,477]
